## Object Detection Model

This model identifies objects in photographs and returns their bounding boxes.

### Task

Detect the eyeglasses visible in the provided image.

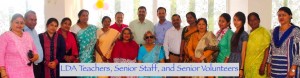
[145,36,154,39]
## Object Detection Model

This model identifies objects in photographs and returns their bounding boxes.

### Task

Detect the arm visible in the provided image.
[0,34,7,78]
[163,31,170,60]
[241,41,247,69]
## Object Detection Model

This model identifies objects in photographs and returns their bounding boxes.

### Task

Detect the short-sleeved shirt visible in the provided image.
[231,31,248,53]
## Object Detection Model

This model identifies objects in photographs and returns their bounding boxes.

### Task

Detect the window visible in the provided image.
[0,0,45,34]
[83,0,227,33]
[272,0,300,28]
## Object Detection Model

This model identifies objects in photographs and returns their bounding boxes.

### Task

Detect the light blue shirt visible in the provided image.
[154,20,172,45]
[24,26,43,65]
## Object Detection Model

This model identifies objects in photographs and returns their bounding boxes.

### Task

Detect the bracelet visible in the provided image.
[240,69,244,70]
[1,75,8,78]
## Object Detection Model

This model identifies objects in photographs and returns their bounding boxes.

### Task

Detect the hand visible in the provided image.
[288,70,296,78]
[239,70,244,78]
[1,70,8,78]
[165,59,170,63]
[64,56,70,62]
[101,56,108,62]
[30,54,39,62]
[179,56,183,62]
[48,61,57,69]
[259,64,265,75]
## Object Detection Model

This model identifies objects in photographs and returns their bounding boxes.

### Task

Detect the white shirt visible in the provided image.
[70,24,81,34]
[163,26,183,59]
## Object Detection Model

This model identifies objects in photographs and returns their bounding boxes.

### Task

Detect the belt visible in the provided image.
[169,52,180,57]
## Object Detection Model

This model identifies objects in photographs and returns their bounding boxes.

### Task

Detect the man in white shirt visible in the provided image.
[129,6,154,45]
[163,14,183,63]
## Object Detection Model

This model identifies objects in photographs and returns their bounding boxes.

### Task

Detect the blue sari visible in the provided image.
[76,25,98,78]
[137,45,165,78]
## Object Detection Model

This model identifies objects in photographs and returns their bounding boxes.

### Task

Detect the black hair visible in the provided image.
[46,18,59,27]
[197,18,208,27]
[157,7,166,13]
[138,6,147,12]
[248,12,260,21]
[61,17,72,25]
[220,13,231,29]
[172,14,181,19]
[278,7,294,26]
[231,12,246,51]
[186,12,197,20]
[101,16,111,24]
[77,9,89,23]
[120,28,134,41]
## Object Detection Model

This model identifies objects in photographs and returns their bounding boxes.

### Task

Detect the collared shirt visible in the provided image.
[163,26,182,59]
[110,22,128,32]
[154,20,173,45]
[24,26,44,65]
[129,19,154,44]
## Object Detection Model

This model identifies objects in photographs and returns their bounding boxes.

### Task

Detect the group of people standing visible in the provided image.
[0,6,299,78]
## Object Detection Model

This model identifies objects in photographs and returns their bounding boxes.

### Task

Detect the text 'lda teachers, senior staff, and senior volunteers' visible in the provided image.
[60,63,239,76]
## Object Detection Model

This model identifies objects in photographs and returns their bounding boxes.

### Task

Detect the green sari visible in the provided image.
[244,27,270,78]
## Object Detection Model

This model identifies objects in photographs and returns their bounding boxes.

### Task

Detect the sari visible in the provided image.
[244,27,271,78]
[76,25,98,78]
[57,28,79,63]
[137,45,165,78]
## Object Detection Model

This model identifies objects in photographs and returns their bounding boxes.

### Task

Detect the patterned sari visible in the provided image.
[76,25,98,78]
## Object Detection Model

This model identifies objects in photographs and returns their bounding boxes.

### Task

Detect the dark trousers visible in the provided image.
[33,63,44,78]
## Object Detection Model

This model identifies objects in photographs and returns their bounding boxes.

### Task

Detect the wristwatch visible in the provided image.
[291,69,296,72]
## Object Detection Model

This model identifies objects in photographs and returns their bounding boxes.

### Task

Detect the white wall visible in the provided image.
[248,0,272,30]
[44,0,65,23]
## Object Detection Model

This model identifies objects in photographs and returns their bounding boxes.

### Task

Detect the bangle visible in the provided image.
[291,69,295,72]
[1,75,7,78]
[240,69,244,70]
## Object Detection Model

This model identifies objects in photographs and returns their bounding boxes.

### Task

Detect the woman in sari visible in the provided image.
[71,9,98,63]
[95,16,120,64]
[110,28,139,63]
[227,12,248,78]
[216,13,233,64]
[137,31,165,78]
[267,7,300,78]
[0,13,39,78]
[58,17,79,63]
[187,18,218,63]
[39,18,66,78]
[180,12,198,62]
[71,9,98,78]
[244,12,271,78]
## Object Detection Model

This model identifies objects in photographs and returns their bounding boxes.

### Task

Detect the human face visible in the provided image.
[277,10,292,25]
[25,13,37,29]
[233,16,243,30]
[218,16,229,30]
[102,18,111,28]
[79,11,89,23]
[61,20,71,31]
[186,14,196,25]
[11,17,25,33]
[115,13,124,24]
[138,8,146,20]
[157,9,166,20]
[47,22,58,34]
[122,30,131,41]
[144,33,155,44]
[197,20,207,32]
[172,16,181,28]
[248,15,260,30]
